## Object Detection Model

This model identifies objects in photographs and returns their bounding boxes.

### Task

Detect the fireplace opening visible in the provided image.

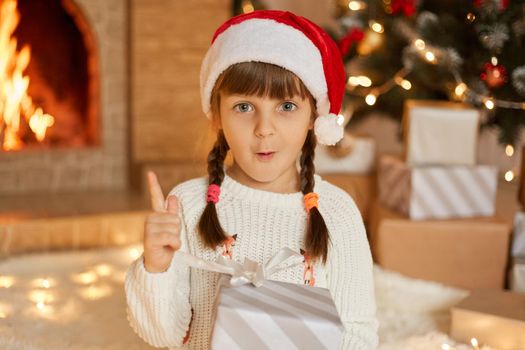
[0,0,99,151]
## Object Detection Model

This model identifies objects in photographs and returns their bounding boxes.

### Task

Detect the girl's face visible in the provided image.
[218,90,314,192]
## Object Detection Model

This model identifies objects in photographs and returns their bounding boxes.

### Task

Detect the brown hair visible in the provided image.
[198,62,330,263]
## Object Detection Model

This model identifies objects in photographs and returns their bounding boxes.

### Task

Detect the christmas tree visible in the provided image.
[332,0,525,146]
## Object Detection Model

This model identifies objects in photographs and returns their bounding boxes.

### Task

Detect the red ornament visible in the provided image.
[473,0,509,11]
[338,28,364,57]
[480,62,508,88]
[391,0,416,17]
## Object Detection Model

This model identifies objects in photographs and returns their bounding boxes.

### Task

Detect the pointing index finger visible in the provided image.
[147,171,165,212]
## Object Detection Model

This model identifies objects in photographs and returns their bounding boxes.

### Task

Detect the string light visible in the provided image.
[505,144,514,156]
[425,51,436,62]
[455,83,467,97]
[491,56,498,66]
[365,92,377,105]
[348,0,367,11]
[241,0,254,13]
[94,264,113,277]
[71,271,98,285]
[0,276,14,288]
[369,20,384,33]
[414,39,426,50]
[396,77,412,90]
[36,301,46,310]
[128,247,141,260]
[466,12,476,22]
[348,76,372,87]
[505,170,515,182]
[471,338,480,350]
[484,98,495,110]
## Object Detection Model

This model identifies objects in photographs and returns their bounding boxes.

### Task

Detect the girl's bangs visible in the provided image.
[216,62,310,100]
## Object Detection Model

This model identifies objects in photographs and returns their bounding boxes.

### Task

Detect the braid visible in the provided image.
[198,130,230,249]
[301,130,329,264]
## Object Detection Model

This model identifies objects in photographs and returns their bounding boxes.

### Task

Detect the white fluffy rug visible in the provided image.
[0,245,481,350]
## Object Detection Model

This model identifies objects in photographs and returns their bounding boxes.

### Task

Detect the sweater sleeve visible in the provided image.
[322,188,379,350]
[124,195,192,348]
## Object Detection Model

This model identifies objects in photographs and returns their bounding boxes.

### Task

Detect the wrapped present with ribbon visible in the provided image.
[173,247,344,350]
[378,155,498,220]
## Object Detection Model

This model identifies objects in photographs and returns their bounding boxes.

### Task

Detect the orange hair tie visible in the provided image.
[304,192,319,212]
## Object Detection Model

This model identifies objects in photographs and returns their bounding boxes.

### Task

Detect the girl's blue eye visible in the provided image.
[234,103,253,113]
[280,102,297,112]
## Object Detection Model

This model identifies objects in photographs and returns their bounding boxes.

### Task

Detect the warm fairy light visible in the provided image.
[71,271,98,285]
[94,264,113,277]
[455,83,468,97]
[36,301,45,310]
[425,51,436,62]
[491,56,498,66]
[441,344,451,350]
[348,76,372,87]
[505,144,514,156]
[505,170,515,182]
[129,247,142,260]
[348,0,367,11]
[241,0,254,13]
[414,39,426,50]
[28,290,55,303]
[369,20,384,33]
[365,93,377,105]
[471,338,479,349]
[484,99,495,110]
[79,284,113,300]
[467,12,476,22]
[31,277,56,289]
[395,76,412,90]
[0,276,14,288]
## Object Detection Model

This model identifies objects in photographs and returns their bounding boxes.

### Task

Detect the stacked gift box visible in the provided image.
[510,156,525,294]
[370,100,511,290]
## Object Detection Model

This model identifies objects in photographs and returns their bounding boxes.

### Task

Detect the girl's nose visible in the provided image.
[254,114,275,138]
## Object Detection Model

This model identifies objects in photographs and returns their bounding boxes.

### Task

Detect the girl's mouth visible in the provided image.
[256,151,275,161]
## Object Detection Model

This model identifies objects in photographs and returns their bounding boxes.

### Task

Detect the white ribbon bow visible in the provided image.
[173,247,304,287]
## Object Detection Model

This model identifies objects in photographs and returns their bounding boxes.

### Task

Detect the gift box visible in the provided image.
[510,257,525,294]
[314,136,376,175]
[322,173,376,222]
[378,155,498,220]
[210,276,343,350]
[369,202,511,289]
[403,100,480,166]
[450,289,525,350]
[511,212,525,258]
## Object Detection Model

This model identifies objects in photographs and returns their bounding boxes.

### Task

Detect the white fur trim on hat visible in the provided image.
[200,18,330,119]
[314,113,344,146]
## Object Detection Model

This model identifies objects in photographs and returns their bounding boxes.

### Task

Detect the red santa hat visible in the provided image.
[199,10,347,146]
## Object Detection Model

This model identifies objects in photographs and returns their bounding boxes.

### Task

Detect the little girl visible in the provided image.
[125,10,378,349]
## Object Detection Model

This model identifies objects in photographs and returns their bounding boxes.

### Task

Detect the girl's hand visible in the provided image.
[143,171,181,273]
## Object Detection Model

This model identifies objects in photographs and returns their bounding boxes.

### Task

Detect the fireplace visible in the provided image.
[0,0,128,194]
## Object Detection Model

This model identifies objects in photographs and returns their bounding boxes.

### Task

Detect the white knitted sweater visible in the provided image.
[125,173,378,349]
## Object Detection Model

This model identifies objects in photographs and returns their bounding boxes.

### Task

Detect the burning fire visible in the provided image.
[0,0,54,151]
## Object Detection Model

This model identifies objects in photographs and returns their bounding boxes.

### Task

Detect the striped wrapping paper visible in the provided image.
[378,155,498,220]
[210,276,343,350]
[512,212,525,258]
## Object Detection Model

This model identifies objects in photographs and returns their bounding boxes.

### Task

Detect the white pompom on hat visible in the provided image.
[199,10,347,146]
